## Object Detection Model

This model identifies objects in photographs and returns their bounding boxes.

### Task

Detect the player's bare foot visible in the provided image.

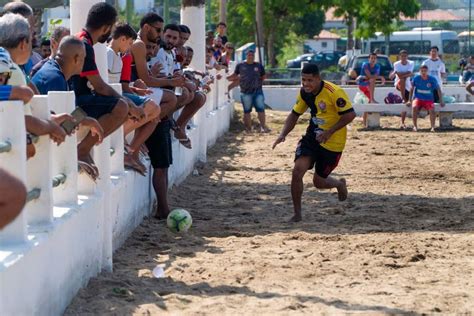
[430,127,436,132]
[413,126,418,132]
[337,178,348,201]
[289,214,302,222]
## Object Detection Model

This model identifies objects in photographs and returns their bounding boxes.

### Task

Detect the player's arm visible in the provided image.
[9,85,34,103]
[273,94,307,149]
[272,112,299,149]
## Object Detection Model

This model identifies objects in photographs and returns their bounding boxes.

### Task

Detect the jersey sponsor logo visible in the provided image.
[426,83,432,88]
[312,117,325,126]
[254,67,259,72]
[318,101,327,112]
[336,97,346,107]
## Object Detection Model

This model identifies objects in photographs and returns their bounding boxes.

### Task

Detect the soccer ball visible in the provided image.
[167,208,192,233]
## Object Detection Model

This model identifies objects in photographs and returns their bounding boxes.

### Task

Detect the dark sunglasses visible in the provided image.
[149,24,162,34]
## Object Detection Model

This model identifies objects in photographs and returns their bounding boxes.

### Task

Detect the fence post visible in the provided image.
[0,101,27,245]
[25,96,53,225]
[48,91,78,206]
[108,83,125,176]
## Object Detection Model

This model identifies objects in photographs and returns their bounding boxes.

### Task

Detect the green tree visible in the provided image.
[428,20,453,30]
[224,0,326,67]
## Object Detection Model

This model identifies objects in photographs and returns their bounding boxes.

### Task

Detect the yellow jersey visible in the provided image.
[292,81,353,152]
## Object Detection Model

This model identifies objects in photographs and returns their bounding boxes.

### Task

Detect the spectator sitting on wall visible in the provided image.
[107,22,161,176]
[461,55,474,84]
[71,2,143,180]
[0,13,68,155]
[31,36,104,178]
[173,23,207,148]
[407,64,444,132]
[356,52,385,127]
[0,169,27,230]
[391,49,414,129]
[1,2,42,86]
[30,26,70,78]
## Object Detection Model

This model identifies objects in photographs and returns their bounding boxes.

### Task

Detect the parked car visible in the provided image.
[307,51,345,70]
[286,53,314,68]
[344,54,394,83]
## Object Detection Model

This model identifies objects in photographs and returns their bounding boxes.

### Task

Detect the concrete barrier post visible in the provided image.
[109,84,125,176]
[0,101,27,244]
[25,96,54,225]
[48,92,79,206]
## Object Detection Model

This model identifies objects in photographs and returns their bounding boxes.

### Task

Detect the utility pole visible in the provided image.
[126,0,133,24]
[207,1,212,31]
[256,0,264,63]
[164,0,170,24]
[219,0,227,24]
[469,0,472,55]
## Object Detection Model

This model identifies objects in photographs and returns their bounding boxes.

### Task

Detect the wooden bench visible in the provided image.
[353,103,474,128]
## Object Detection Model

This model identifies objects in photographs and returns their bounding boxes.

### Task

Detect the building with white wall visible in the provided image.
[304,30,340,53]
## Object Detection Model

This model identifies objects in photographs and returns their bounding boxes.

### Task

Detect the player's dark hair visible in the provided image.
[217,22,227,27]
[2,2,33,18]
[164,24,181,33]
[41,39,50,46]
[85,2,117,30]
[179,24,191,35]
[369,52,378,58]
[430,46,439,52]
[140,12,163,28]
[111,22,137,40]
[185,46,194,53]
[301,63,320,76]
[399,49,408,55]
[420,64,428,70]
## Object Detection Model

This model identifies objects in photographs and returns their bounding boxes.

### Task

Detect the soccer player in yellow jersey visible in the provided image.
[273,64,356,222]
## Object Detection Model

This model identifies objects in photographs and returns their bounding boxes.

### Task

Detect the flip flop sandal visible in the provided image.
[78,161,98,181]
[177,136,192,149]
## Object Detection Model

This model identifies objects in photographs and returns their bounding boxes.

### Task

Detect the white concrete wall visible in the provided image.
[237,85,472,112]
[305,39,337,53]
[0,70,233,314]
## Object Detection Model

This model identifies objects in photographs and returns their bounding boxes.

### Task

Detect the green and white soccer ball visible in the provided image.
[167,208,192,233]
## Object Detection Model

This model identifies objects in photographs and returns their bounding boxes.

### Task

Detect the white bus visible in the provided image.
[365,29,459,63]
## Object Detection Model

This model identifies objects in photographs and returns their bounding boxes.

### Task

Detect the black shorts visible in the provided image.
[145,119,173,169]
[295,134,342,178]
[76,94,120,119]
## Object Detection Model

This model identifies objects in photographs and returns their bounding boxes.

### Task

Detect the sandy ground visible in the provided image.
[66,109,474,315]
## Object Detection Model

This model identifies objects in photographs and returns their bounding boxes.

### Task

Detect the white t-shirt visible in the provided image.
[422,58,446,87]
[106,47,123,84]
[9,62,32,115]
[393,60,414,90]
[150,48,175,77]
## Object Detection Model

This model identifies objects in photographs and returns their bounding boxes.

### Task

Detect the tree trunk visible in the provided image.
[384,33,390,55]
[267,30,276,67]
[346,15,354,50]
[182,0,206,8]
[219,0,227,24]
[256,0,264,63]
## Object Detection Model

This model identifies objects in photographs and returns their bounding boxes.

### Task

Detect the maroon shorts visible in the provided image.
[413,99,434,111]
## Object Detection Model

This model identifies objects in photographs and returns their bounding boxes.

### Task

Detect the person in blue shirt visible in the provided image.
[356,53,385,127]
[32,36,104,179]
[407,65,444,132]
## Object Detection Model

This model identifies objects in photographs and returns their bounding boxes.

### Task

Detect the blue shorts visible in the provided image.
[240,90,265,113]
[76,94,120,119]
[123,92,150,106]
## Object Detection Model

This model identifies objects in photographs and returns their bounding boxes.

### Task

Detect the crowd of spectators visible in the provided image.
[0,2,254,228]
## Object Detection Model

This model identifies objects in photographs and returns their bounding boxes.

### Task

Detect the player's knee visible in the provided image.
[292,166,306,179]
[146,100,161,120]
